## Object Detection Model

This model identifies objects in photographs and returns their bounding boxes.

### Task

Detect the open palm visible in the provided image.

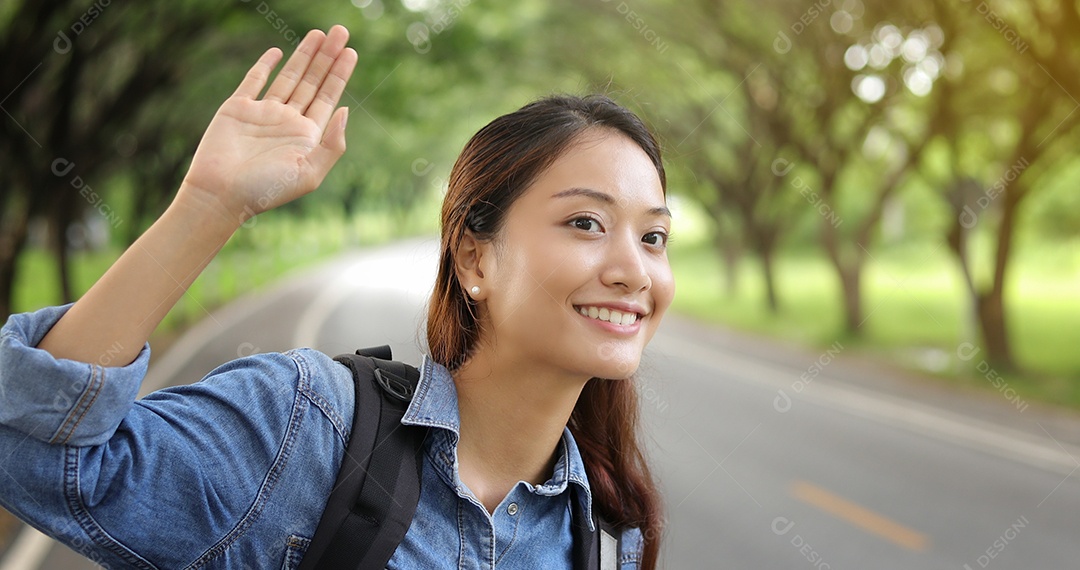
[180,26,358,226]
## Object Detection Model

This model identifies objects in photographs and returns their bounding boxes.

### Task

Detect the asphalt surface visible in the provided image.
[13,237,1080,569]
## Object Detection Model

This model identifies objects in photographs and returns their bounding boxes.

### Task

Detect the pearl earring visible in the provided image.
[470,286,480,296]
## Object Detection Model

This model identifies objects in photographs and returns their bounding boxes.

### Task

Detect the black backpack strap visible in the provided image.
[597,517,621,570]
[355,345,393,361]
[298,347,426,570]
[571,486,622,570]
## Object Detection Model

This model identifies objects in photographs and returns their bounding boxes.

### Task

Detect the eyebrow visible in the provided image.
[552,187,672,218]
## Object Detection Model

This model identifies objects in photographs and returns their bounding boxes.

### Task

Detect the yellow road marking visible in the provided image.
[790,480,930,552]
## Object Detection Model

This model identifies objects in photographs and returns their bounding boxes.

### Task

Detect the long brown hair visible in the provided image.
[426,94,666,569]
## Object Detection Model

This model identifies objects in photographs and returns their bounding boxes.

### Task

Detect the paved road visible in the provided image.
[13,238,1080,569]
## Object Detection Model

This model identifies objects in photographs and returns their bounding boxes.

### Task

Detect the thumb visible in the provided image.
[308,107,349,178]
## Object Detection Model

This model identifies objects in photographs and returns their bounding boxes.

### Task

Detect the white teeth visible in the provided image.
[576,306,638,325]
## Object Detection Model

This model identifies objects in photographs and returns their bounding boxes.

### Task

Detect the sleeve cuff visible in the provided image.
[0,304,151,446]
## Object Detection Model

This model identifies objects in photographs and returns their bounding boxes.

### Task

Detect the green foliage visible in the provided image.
[4,0,1078,391]
[1024,161,1080,239]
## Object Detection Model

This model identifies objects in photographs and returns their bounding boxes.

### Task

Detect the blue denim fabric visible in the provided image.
[0,304,643,569]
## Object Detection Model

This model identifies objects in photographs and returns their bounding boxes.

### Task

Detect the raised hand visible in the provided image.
[179,25,358,227]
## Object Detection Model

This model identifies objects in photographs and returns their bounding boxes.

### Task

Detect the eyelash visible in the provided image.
[569,216,671,249]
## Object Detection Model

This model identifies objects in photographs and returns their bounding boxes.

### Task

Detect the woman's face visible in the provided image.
[473,129,674,380]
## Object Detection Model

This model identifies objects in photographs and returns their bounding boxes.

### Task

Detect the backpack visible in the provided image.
[297,346,623,570]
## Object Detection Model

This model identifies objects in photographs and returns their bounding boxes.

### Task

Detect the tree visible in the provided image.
[0,1,256,316]
[921,0,1080,370]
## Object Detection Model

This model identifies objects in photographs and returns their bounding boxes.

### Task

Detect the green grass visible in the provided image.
[668,238,1080,409]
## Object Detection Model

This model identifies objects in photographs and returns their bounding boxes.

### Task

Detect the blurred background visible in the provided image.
[1,0,1078,567]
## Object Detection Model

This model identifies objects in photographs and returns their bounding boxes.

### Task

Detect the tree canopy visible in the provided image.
[2,0,1077,371]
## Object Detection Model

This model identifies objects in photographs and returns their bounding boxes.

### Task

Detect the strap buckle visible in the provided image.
[374,368,414,402]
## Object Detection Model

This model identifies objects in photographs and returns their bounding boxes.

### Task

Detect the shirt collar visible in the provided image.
[402,355,595,530]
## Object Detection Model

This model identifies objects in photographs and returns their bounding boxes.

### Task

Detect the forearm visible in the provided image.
[36,188,240,366]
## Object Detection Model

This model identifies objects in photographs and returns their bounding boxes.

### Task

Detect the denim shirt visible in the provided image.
[0,305,643,569]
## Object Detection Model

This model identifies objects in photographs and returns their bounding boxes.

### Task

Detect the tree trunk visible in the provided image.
[838,263,863,336]
[976,183,1024,372]
[127,177,153,246]
[760,244,779,313]
[51,199,76,305]
[722,245,739,298]
[975,290,1014,371]
[0,206,30,319]
[817,170,864,337]
[712,232,740,298]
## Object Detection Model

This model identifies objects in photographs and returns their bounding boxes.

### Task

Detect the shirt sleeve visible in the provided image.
[0,303,150,447]
[0,304,355,568]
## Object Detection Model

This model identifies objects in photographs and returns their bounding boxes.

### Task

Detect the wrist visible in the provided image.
[168,183,244,241]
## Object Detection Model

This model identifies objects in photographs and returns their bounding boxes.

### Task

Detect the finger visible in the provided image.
[263,29,327,103]
[287,25,350,115]
[232,48,283,99]
[306,47,358,131]
[306,107,349,182]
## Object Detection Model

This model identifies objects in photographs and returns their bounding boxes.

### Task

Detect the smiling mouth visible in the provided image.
[573,305,643,326]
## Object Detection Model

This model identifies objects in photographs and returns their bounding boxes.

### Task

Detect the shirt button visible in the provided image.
[507,502,519,516]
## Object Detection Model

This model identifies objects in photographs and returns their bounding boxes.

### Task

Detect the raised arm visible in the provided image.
[36,26,358,366]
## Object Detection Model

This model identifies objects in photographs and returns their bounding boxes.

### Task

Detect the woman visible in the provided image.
[0,25,673,569]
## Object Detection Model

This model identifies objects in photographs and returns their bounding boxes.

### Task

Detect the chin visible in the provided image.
[590,341,643,377]
[589,358,640,380]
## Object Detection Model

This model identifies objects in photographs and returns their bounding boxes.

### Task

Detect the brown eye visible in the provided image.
[643,231,669,247]
[571,217,602,232]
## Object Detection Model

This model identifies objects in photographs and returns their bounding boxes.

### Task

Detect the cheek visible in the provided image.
[519,239,597,291]
[494,244,579,312]
[652,260,676,315]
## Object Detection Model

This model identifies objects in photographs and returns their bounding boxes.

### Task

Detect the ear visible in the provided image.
[454,230,493,299]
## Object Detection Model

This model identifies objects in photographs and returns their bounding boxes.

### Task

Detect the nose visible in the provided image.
[601,228,651,292]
